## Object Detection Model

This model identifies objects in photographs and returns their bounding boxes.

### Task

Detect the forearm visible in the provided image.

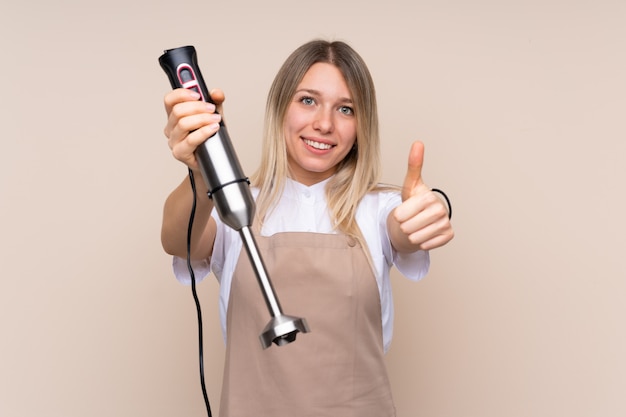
[161,171,216,260]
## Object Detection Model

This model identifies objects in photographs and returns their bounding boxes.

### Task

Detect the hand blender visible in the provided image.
[159,46,310,348]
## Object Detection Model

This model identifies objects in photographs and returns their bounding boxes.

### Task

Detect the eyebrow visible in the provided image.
[295,88,353,104]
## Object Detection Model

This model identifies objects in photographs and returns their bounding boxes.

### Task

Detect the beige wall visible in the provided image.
[1,1,625,416]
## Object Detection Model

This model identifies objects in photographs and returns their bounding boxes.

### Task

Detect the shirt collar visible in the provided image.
[285,176,331,193]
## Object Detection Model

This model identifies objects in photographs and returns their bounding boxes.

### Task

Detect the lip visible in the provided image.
[301,137,335,151]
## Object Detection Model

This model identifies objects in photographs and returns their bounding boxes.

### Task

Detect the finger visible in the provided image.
[401,214,453,249]
[394,195,449,231]
[167,116,221,158]
[209,88,225,106]
[168,110,221,138]
[170,123,221,168]
[402,141,426,201]
[164,88,201,114]
[209,88,227,122]
[415,232,454,251]
[164,100,219,139]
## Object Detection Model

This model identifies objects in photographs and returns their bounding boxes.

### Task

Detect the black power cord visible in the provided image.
[185,168,213,417]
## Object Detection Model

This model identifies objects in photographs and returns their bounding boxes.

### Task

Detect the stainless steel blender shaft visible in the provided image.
[239,227,311,348]
[159,46,310,348]
[200,126,310,349]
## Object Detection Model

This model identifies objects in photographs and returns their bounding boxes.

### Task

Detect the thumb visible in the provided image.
[402,141,426,201]
[209,88,225,106]
[209,88,226,116]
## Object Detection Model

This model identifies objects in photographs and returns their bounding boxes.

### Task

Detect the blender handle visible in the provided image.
[159,46,253,232]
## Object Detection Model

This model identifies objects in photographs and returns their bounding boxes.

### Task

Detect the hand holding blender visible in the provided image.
[159,46,310,348]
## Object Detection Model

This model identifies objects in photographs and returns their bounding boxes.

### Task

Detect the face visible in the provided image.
[283,62,357,186]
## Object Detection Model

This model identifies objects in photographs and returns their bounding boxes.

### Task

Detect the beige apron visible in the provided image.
[219,231,395,417]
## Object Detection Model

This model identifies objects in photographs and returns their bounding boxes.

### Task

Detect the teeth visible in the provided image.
[304,139,332,150]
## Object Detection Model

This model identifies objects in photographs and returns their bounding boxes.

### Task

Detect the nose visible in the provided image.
[312,107,334,134]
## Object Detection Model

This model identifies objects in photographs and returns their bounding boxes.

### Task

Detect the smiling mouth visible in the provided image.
[303,139,333,150]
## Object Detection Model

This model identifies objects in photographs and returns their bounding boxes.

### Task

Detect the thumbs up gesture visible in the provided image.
[388,141,454,252]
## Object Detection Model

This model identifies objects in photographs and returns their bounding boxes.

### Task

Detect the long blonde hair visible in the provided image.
[250,40,392,243]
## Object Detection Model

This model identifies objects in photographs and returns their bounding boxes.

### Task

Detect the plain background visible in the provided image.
[1,1,625,416]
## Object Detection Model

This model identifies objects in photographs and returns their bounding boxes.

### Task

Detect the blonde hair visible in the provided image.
[250,40,393,244]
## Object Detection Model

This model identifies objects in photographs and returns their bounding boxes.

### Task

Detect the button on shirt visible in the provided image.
[173,177,429,352]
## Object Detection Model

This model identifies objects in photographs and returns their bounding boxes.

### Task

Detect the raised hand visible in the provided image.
[390,141,454,252]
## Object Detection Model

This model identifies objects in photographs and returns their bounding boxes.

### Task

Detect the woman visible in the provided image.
[161,39,454,417]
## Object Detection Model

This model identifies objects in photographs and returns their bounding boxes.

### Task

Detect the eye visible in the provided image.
[300,96,315,106]
[339,105,354,116]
